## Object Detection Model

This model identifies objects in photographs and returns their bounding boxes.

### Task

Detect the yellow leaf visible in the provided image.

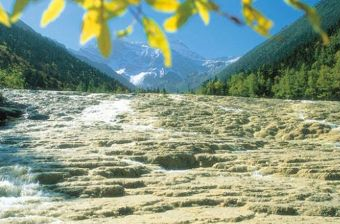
[143,17,172,67]
[41,0,65,27]
[11,0,30,23]
[116,25,133,38]
[104,0,128,19]
[98,23,112,58]
[164,0,196,32]
[0,3,10,27]
[80,0,114,58]
[194,0,210,25]
[285,0,329,45]
[127,0,141,5]
[76,0,127,21]
[146,0,179,13]
[75,0,101,9]
[242,0,273,36]
[80,10,101,44]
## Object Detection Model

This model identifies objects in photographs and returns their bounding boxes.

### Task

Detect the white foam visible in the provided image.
[297,109,339,129]
[121,159,145,166]
[297,110,339,129]
[298,112,305,120]
[252,171,264,179]
[301,100,317,104]
[304,119,339,129]
[155,169,189,174]
[124,123,165,133]
[252,170,271,181]
[219,106,244,113]
[81,99,132,124]
[125,124,154,131]
[0,166,44,218]
[169,95,184,102]
[0,216,64,224]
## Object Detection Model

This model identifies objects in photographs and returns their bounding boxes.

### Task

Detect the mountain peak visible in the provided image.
[76,39,238,92]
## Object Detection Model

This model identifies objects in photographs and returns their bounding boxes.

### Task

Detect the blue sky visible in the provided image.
[2,0,320,58]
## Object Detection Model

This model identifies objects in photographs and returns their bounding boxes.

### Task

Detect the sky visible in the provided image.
[2,0,320,58]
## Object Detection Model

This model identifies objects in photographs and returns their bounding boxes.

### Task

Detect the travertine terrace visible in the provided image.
[1,89,340,223]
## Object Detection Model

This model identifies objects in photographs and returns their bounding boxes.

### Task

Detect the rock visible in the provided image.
[249,204,299,216]
[323,172,340,180]
[304,206,340,217]
[279,167,300,175]
[308,193,333,202]
[116,206,134,216]
[173,198,222,207]
[282,123,332,140]
[36,172,65,185]
[27,113,49,120]
[149,153,198,170]
[54,186,85,197]
[0,106,22,121]
[69,168,89,176]
[121,180,145,188]
[82,185,125,198]
[195,154,227,167]
[93,166,149,178]
[213,162,231,169]
[228,165,248,173]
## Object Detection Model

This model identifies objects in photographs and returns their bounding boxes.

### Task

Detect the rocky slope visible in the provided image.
[0,89,340,223]
[75,39,238,92]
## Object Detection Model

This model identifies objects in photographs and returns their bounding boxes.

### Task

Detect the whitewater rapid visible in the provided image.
[0,90,137,223]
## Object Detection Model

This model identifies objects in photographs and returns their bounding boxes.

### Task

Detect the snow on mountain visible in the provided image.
[130,71,154,86]
[75,39,239,92]
[169,39,205,61]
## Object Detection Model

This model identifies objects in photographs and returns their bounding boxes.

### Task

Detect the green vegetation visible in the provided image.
[0,22,128,93]
[200,28,340,100]
[135,88,168,94]
[200,0,340,100]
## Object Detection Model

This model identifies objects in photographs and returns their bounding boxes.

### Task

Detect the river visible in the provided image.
[0,89,340,223]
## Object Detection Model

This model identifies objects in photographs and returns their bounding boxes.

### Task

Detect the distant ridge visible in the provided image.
[69,50,136,90]
[218,0,340,79]
[0,21,128,93]
[199,0,340,100]
[74,39,238,92]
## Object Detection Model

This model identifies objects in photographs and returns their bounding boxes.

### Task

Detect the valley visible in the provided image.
[75,39,238,92]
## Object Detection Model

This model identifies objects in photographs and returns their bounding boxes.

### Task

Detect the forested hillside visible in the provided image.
[200,0,340,100]
[0,22,128,93]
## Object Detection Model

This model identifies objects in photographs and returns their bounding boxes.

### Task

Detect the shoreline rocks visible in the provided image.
[0,105,23,123]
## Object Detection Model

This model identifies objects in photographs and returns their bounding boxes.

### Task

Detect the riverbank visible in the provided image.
[0,94,23,124]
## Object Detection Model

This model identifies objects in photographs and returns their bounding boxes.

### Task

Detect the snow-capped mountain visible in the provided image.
[74,39,239,92]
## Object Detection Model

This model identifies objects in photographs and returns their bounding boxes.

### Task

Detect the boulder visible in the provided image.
[82,185,125,198]
[150,153,198,170]
[36,172,65,185]
[0,106,22,121]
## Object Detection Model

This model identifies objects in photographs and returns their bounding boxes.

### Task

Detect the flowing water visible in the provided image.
[1,89,340,223]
